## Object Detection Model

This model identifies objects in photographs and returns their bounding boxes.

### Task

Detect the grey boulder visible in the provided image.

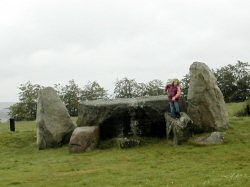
[194,132,225,145]
[36,87,75,149]
[69,126,99,153]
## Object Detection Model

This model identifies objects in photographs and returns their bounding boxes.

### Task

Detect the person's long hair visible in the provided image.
[172,79,180,86]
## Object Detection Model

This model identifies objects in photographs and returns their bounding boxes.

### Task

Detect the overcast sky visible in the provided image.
[0,0,250,102]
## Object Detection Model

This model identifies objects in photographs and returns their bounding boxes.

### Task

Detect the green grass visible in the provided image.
[227,102,245,117]
[0,104,250,187]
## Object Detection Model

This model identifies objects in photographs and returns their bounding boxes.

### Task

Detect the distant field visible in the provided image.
[0,103,249,187]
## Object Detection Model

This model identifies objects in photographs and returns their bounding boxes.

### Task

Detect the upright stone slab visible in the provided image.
[187,62,229,132]
[77,95,186,140]
[36,87,75,149]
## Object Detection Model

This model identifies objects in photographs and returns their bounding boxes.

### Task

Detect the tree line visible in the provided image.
[180,61,250,102]
[9,79,166,121]
[9,61,249,121]
[214,61,250,102]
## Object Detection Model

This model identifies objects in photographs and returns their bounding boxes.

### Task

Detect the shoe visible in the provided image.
[175,112,181,119]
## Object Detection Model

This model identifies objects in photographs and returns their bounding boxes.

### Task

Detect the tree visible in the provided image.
[180,74,190,100]
[60,80,80,116]
[114,78,166,98]
[9,81,42,121]
[231,61,250,101]
[214,61,250,102]
[146,79,165,96]
[80,81,108,101]
[9,103,27,121]
[114,78,140,98]
[54,83,64,99]
[214,65,237,102]
[135,82,148,97]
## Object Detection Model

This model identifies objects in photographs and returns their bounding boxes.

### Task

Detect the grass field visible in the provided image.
[0,103,249,187]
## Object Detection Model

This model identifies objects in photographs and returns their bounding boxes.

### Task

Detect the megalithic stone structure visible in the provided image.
[77,95,187,140]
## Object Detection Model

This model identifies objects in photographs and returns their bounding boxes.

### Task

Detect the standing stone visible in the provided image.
[36,87,75,149]
[187,62,229,132]
[69,126,99,153]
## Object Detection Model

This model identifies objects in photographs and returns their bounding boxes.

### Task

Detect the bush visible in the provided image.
[9,82,41,121]
[236,99,250,116]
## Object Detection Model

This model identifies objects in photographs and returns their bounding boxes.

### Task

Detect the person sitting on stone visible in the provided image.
[165,79,182,118]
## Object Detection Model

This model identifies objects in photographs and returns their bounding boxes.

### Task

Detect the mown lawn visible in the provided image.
[0,104,249,187]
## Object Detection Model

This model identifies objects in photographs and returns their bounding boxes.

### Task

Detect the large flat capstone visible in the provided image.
[77,95,186,139]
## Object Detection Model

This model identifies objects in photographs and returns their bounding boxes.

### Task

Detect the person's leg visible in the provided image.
[169,101,176,118]
[174,101,180,118]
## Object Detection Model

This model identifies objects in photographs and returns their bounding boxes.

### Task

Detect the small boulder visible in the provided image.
[69,126,99,153]
[36,87,75,149]
[194,132,225,145]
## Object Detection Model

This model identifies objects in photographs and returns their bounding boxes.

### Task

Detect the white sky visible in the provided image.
[1,0,250,102]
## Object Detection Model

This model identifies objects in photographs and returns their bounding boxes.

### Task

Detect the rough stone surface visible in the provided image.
[187,62,229,132]
[36,87,75,149]
[69,126,99,153]
[164,112,194,145]
[116,137,141,149]
[77,95,187,140]
[194,132,225,145]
